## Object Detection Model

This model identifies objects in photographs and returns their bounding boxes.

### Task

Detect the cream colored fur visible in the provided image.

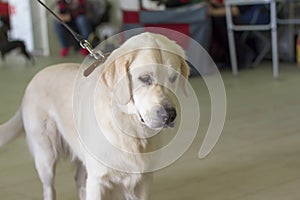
[0,32,189,200]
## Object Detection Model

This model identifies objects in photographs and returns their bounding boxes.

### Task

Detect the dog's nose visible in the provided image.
[165,107,177,124]
[157,106,177,126]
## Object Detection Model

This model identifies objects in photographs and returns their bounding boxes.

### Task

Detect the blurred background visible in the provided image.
[0,0,300,200]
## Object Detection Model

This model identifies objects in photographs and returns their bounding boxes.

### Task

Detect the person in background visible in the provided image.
[208,0,242,68]
[208,0,269,69]
[54,0,92,57]
[0,16,33,63]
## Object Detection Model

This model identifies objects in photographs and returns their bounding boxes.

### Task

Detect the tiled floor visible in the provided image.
[0,53,300,199]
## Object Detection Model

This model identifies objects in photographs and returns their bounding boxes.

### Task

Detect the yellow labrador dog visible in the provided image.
[0,32,189,200]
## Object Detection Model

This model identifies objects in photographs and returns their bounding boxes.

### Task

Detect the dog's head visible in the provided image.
[101,33,190,130]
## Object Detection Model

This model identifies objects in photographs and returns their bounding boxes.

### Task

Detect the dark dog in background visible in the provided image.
[0,16,34,63]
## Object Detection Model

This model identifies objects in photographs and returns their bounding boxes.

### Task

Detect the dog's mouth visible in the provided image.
[166,121,175,128]
[139,113,145,124]
[138,112,175,129]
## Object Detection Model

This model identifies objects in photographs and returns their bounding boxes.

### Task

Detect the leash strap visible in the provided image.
[36,0,105,60]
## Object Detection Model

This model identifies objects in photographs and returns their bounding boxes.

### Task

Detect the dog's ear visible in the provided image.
[101,55,132,105]
[180,58,190,96]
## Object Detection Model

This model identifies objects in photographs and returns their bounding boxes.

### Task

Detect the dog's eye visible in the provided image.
[169,74,178,83]
[139,75,152,84]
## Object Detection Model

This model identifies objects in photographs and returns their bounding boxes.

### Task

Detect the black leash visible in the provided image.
[36,0,105,62]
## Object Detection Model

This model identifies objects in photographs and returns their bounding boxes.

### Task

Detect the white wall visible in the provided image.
[7,0,50,55]
[44,0,61,55]
[30,0,50,55]
[8,0,34,51]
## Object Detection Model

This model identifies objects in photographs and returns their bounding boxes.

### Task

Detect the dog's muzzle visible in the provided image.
[139,103,177,129]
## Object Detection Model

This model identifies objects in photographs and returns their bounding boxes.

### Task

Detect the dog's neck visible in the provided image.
[111,102,152,152]
[94,96,151,154]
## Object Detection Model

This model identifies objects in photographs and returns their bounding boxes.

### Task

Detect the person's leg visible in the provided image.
[211,16,231,68]
[54,21,70,56]
[211,16,254,69]
[75,15,92,55]
[75,15,92,39]
[54,21,71,48]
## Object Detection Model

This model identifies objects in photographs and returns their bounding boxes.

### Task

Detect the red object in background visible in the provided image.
[0,1,10,28]
[145,24,190,49]
[215,0,223,4]
[123,11,140,23]
[0,2,9,18]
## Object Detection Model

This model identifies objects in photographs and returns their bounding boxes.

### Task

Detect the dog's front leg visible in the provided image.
[86,176,100,200]
[134,173,153,200]
[86,175,111,200]
[85,158,111,200]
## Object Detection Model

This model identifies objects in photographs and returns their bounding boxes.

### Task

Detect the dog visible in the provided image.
[0,32,190,200]
[0,16,34,63]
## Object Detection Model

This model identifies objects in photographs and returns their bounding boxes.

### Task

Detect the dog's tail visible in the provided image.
[0,109,23,147]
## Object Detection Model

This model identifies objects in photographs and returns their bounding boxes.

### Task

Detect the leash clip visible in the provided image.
[81,40,110,77]
[36,0,108,77]
[80,40,105,61]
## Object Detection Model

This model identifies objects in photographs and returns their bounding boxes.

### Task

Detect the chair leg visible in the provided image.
[270,0,279,78]
[252,31,271,67]
[225,3,238,75]
[227,29,238,75]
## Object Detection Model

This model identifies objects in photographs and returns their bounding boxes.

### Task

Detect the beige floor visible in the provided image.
[0,53,300,200]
